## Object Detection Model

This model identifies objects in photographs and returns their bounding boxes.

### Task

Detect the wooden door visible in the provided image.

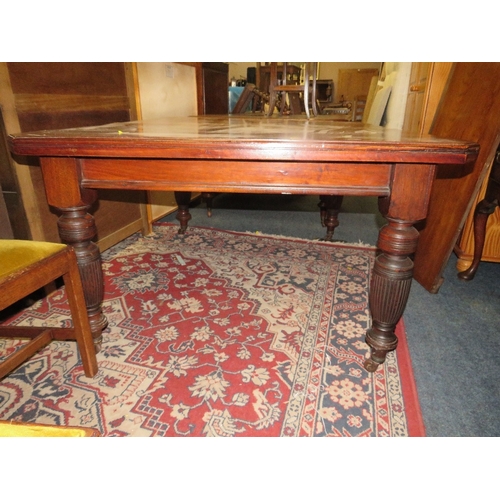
[402,63,430,135]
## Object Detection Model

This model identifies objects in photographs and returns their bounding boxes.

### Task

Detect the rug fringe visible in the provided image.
[153,222,376,249]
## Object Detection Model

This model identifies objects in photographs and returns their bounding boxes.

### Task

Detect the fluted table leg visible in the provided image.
[364,163,436,371]
[57,207,107,352]
[364,219,419,371]
[39,157,107,352]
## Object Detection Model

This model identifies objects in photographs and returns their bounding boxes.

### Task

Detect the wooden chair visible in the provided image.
[458,146,500,281]
[0,240,98,379]
[267,62,320,118]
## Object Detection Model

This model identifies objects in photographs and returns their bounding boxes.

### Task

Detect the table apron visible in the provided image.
[79,158,393,196]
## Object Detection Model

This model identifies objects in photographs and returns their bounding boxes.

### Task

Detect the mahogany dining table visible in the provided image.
[8,115,479,371]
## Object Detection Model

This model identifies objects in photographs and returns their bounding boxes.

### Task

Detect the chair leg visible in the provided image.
[457,197,498,281]
[63,249,98,377]
[303,64,310,119]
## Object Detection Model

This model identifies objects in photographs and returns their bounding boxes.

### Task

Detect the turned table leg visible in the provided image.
[318,195,344,241]
[364,218,419,371]
[201,192,216,217]
[174,191,192,234]
[39,157,107,352]
[57,207,107,352]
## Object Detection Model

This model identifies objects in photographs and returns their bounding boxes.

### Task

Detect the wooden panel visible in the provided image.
[0,110,30,239]
[419,62,453,134]
[7,62,128,95]
[0,63,39,240]
[80,158,392,195]
[0,62,148,249]
[402,62,430,135]
[337,68,379,102]
[336,68,379,121]
[17,110,131,133]
[413,63,500,292]
[202,63,229,114]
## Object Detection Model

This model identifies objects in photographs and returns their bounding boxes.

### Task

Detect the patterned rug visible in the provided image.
[0,223,425,436]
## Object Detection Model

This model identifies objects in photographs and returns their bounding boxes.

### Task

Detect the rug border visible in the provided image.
[395,319,426,437]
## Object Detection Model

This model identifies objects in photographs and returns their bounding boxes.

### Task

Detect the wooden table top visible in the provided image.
[9,115,479,165]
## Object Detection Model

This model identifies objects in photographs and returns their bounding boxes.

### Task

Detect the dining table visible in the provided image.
[8,115,479,371]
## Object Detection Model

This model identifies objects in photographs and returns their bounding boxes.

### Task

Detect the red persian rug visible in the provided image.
[0,223,425,436]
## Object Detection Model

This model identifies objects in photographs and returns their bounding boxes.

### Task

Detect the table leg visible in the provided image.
[201,192,216,217]
[57,206,107,352]
[364,217,419,372]
[174,191,192,234]
[318,195,343,241]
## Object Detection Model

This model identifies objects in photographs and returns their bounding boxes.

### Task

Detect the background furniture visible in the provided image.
[412,63,500,292]
[325,68,379,121]
[458,144,500,280]
[0,62,149,250]
[266,62,319,118]
[195,62,229,115]
[0,240,98,379]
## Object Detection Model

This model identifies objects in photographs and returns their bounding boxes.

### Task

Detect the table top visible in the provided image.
[9,115,479,165]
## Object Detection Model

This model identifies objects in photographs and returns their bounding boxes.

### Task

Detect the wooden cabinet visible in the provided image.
[0,62,149,250]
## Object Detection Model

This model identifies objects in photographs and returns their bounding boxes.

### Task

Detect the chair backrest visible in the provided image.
[267,62,319,118]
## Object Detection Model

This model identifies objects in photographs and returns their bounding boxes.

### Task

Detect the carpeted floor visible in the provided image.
[0,222,424,436]
[1,192,498,437]
[160,193,500,437]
